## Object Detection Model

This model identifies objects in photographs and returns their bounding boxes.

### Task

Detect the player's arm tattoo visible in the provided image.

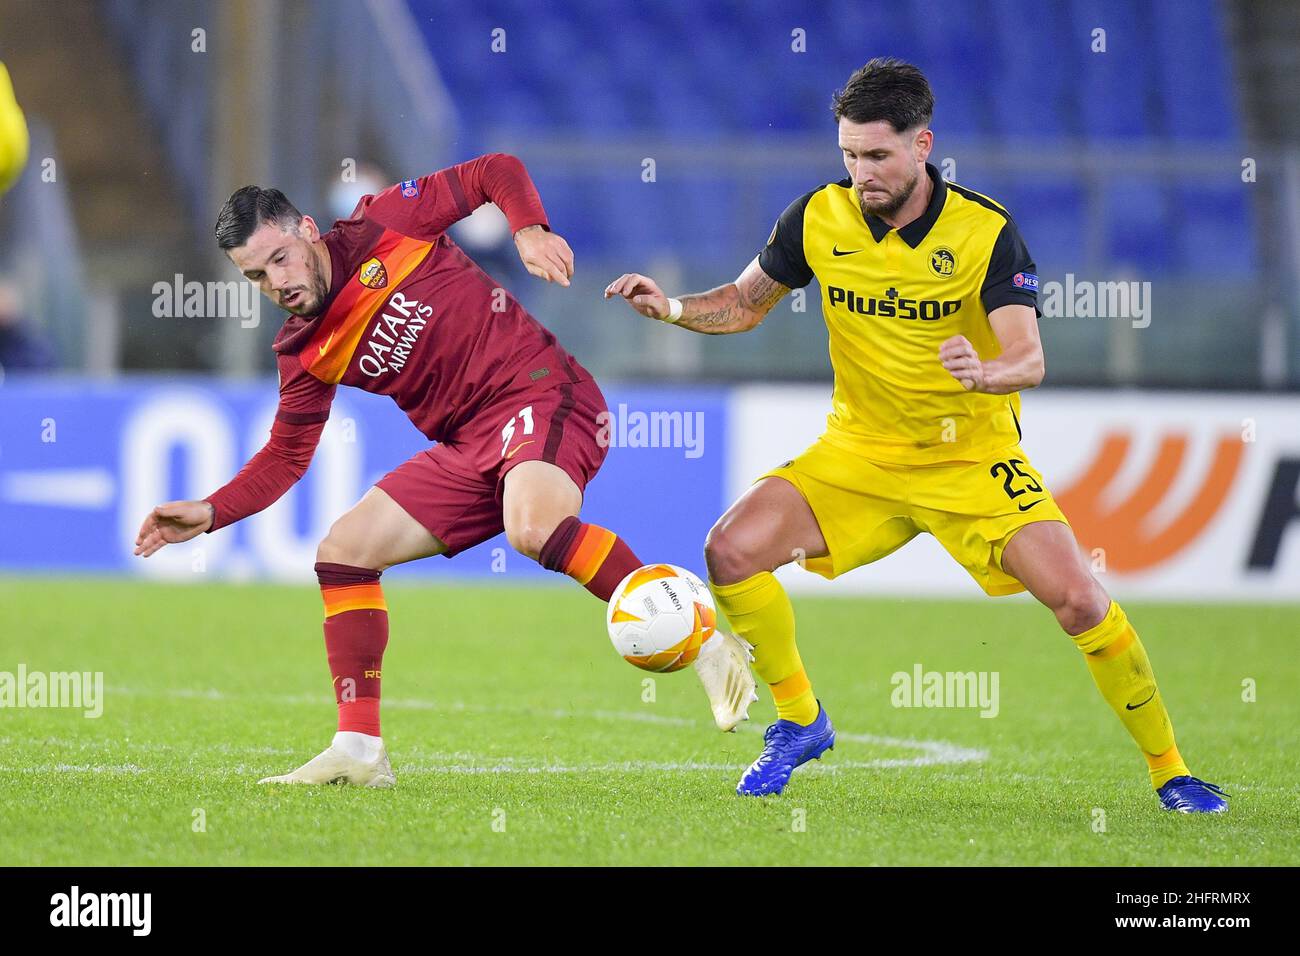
[675,262,790,335]
[738,270,790,314]
[675,285,750,334]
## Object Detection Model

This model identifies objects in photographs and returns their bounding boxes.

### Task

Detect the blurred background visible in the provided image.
[1,0,1298,597]
[2,0,1298,385]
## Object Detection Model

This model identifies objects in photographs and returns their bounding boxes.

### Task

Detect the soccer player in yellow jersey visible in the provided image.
[606,58,1227,812]
[0,61,29,195]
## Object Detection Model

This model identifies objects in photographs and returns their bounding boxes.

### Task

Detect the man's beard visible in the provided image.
[858,166,920,220]
[282,270,328,315]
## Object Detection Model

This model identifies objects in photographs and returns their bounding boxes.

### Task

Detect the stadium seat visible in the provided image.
[1068,0,1158,139]
[1104,177,1175,277]
[1171,183,1256,275]
[1149,0,1240,140]
[1003,181,1089,276]
[405,0,1254,276]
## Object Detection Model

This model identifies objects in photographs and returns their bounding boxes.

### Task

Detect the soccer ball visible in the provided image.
[607,564,717,672]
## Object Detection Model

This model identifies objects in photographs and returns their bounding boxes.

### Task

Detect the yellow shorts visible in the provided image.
[762,437,1070,596]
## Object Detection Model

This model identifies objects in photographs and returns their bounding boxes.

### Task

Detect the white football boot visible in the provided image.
[693,630,760,732]
[258,731,395,788]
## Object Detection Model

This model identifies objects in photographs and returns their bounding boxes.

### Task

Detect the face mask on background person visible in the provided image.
[328,165,391,222]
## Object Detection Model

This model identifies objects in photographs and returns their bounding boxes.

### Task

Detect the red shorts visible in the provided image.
[376,377,609,557]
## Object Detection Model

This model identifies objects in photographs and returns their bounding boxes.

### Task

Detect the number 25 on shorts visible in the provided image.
[990,458,1043,500]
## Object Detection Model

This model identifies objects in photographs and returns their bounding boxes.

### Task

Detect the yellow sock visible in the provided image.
[711,571,819,726]
[1072,601,1190,789]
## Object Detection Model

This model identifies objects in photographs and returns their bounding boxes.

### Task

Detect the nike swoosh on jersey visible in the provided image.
[318,331,336,356]
[504,440,535,460]
[832,246,862,256]
[1017,499,1044,512]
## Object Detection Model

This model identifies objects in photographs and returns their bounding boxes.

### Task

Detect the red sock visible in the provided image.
[538,516,643,601]
[316,562,388,736]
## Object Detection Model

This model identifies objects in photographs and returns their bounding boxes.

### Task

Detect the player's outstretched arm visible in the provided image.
[373,154,572,287]
[134,501,214,557]
[604,257,790,335]
[133,411,328,558]
[939,303,1045,394]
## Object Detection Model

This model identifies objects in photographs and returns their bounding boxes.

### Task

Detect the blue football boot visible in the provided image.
[736,702,835,796]
[1157,775,1230,813]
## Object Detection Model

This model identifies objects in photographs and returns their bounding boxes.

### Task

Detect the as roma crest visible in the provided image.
[358,257,388,289]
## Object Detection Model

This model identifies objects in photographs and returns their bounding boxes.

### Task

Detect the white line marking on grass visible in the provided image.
[581,708,697,727]
[397,754,982,774]
[0,764,146,774]
[87,685,988,775]
[108,685,441,710]
[0,735,298,756]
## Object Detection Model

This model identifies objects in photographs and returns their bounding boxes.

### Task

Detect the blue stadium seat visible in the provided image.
[987,0,1075,137]
[406,0,1253,276]
[532,175,601,253]
[1104,177,1175,277]
[669,177,742,256]
[1149,0,1240,141]
[1000,182,1088,276]
[490,88,553,132]
[652,74,725,133]
[1171,184,1256,275]
[1068,0,1158,139]
[908,0,996,138]
[565,64,636,132]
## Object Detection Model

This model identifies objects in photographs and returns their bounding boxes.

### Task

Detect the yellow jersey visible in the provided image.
[758,163,1040,466]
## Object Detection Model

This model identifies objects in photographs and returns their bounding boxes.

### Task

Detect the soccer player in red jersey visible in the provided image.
[133,154,756,786]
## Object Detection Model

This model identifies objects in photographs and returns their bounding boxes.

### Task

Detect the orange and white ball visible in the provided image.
[606,564,717,672]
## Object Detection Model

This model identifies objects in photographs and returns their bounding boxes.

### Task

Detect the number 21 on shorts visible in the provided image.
[500,405,535,459]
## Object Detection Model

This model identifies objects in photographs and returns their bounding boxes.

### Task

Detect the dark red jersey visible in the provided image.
[206,153,592,532]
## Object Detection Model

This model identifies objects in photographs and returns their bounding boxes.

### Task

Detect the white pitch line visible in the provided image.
[0,756,976,777]
[397,755,983,774]
[0,764,146,774]
[0,736,299,756]
[57,685,989,774]
[0,738,984,774]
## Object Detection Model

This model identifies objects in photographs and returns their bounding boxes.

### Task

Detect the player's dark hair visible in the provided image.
[831,57,934,132]
[214,185,303,250]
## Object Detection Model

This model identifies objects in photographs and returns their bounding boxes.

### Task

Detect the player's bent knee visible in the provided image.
[316,524,376,570]
[505,520,555,561]
[704,523,759,586]
[1056,579,1110,636]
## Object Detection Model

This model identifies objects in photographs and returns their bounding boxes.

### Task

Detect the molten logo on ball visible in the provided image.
[607,564,716,672]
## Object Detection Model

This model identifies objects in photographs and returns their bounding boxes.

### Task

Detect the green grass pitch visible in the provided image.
[1,578,1296,866]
